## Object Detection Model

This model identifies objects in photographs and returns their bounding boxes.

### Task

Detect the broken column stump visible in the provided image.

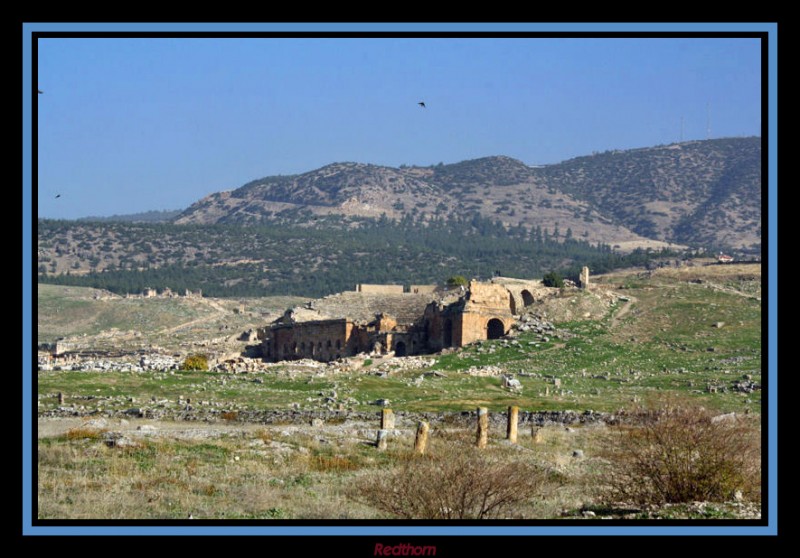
[414,421,429,455]
[476,407,489,448]
[376,429,389,450]
[381,408,395,430]
[506,405,519,444]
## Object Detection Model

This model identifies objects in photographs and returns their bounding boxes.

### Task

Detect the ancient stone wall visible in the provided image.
[457,281,515,345]
[458,313,514,345]
[409,284,437,294]
[265,278,545,362]
[266,319,351,362]
[375,313,398,332]
[355,284,404,294]
[466,281,511,309]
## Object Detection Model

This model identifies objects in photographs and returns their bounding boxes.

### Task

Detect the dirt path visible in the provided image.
[609,296,637,330]
[160,297,230,335]
[703,283,761,303]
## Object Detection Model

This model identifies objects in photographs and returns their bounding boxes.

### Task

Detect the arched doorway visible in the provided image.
[487,318,505,340]
[395,341,407,357]
[522,290,534,307]
[443,319,453,347]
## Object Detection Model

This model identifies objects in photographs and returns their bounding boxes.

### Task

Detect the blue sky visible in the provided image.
[36,37,762,219]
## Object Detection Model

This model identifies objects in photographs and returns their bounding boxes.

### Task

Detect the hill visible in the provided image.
[77,209,182,223]
[535,137,761,249]
[174,138,761,251]
[37,216,674,298]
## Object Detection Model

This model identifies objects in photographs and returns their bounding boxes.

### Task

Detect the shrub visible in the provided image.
[352,442,549,519]
[65,427,107,440]
[542,271,564,288]
[446,275,468,288]
[182,354,208,371]
[598,401,761,506]
[309,453,359,473]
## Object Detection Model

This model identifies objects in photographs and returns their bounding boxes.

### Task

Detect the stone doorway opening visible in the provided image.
[443,319,453,347]
[487,318,505,340]
[521,290,534,306]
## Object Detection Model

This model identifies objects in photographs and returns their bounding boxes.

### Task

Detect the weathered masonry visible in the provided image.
[261,278,552,362]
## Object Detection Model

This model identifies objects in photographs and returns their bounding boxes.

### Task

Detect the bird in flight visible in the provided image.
[55,194,61,199]
[418,101,426,108]
[38,90,43,94]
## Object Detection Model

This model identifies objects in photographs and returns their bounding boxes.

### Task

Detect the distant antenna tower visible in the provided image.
[706,102,711,140]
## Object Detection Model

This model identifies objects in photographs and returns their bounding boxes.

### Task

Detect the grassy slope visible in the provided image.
[38,264,762,415]
[36,264,763,520]
[37,284,306,347]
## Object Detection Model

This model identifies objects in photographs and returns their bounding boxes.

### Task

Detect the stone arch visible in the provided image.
[521,289,535,307]
[443,318,453,347]
[395,341,407,357]
[487,318,505,340]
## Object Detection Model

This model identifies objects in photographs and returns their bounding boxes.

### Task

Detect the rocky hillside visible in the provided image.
[536,137,762,249]
[174,137,761,251]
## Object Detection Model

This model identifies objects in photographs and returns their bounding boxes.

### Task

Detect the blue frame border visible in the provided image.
[22,21,777,536]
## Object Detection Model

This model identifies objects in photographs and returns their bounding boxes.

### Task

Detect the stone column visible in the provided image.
[476,407,489,448]
[506,405,519,444]
[580,266,590,289]
[376,429,389,450]
[414,421,429,455]
[381,409,395,430]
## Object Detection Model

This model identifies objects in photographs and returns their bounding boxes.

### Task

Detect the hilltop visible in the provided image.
[174,137,761,251]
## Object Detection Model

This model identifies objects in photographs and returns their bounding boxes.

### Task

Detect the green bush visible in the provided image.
[182,354,208,371]
[542,271,564,288]
[446,275,468,287]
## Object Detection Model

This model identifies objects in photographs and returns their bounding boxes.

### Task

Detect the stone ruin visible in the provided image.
[261,276,554,363]
[579,266,590,289]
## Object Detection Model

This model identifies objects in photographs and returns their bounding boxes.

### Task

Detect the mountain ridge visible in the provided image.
[173,137,761,251]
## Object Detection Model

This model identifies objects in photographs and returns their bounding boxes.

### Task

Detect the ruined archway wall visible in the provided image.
[498,283,548,314]
[458,312,514,345]
[270,320,351,362]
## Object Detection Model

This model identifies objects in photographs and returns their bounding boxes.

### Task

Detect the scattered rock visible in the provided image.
[711,412,736,423]
[103,432,136,448]
[502,375,522,391]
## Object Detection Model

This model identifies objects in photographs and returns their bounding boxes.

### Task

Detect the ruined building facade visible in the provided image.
[261,278,551,363]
